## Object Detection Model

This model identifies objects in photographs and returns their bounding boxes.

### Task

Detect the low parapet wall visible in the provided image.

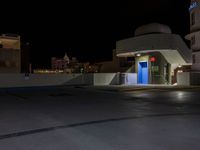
[177,72,200,86]
[0,73,137,88]
[0,74,83,88]
[177,72,190,86]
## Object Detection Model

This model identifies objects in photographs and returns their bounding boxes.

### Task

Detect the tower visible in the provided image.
[186,0,200,71]
[63,52,70,64]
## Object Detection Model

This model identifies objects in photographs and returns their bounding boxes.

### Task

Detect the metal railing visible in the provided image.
[152,74,169,84]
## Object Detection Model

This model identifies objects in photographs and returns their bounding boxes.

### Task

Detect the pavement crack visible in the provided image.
[49,93,73,97]
[6,92,28,100]
[0,112,200,141]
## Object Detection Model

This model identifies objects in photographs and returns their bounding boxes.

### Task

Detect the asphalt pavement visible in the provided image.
[0,85,200,150]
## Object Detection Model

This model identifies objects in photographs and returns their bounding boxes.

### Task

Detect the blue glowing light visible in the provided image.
[189,1,198,12]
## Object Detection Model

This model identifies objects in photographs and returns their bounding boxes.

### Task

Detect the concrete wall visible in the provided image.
[120,73,137,85]
[177,72,190,86]
[0,74,84,88]
[177,72,200,86]
[94,73,120,85]
[0,73,138,88]
[190,72,200,85]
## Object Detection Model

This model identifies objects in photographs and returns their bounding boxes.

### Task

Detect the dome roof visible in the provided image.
[134,23,172,36]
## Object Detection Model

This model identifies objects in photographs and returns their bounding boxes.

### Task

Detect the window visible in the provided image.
[191,12,195,25]
[127,57,135,62]
[193,54,196,64]
[119,58,133,67]
[191,36,195,45]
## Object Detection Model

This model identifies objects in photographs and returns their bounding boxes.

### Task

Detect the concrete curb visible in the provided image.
[90,85,200,93]
[119,86,200,92]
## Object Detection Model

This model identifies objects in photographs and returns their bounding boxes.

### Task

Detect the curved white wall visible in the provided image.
[116,34,192,64]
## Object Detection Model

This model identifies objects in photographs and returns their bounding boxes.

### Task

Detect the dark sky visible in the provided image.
[0,0,190,68]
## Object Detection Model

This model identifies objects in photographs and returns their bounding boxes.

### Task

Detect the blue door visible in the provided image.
[138,62,148,84]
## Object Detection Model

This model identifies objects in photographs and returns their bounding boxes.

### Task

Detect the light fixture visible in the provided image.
[136,53,141,57]
[178,65,182,68]
[178,70,183,73]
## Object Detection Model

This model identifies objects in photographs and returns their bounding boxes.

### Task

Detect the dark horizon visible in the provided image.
[0,0,190,69]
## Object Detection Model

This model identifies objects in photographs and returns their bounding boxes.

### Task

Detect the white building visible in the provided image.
[185,0,200,70]
[116,23,192,84]
[177,0,200,85]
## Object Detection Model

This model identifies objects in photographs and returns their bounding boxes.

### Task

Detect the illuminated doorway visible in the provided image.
[138,61,148,84]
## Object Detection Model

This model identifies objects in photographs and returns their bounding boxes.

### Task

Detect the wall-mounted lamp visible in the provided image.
[136,53,141,57]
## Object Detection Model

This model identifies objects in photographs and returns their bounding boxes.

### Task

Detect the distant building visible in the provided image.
[49,51,132,74]
[36,51,128,74]
[51,53,70,70]
[97,49,134,73]
[0,34,21,73]
[48,53,82,73]
[82,62,101,73]
[185,0,200,71]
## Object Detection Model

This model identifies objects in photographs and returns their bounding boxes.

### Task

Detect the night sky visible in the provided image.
[0,0,190,69]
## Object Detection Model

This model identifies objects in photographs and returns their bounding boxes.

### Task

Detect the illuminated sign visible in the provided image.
[150,57,156,62]
[189,1,199,12]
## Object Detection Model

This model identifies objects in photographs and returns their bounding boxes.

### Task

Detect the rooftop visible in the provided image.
[134,23,172,36]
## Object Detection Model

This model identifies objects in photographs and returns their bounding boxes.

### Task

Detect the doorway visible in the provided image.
[138,61,148,84]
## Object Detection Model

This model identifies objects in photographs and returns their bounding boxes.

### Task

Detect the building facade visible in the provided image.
[116,23,192,84]
[185,0,200,71]
[51,53,70,70]
[50,53,86,73]
[0,34,21,73]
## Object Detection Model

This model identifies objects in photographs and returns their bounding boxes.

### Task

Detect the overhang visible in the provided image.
[185,30,200,40]
[116,34,192,65]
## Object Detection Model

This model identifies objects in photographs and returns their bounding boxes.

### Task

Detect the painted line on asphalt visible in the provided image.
[120,87,200,92]
[0,112,200,140]
[120,88,154,92]
[6,92,28,100]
